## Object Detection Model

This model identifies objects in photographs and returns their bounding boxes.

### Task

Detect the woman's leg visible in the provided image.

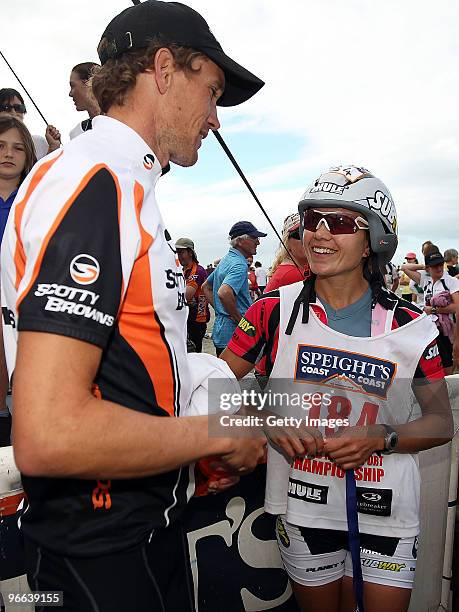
[340,577,411,612]
[339,535,416,612]
[276,518,347,612]
[292,578,343,612]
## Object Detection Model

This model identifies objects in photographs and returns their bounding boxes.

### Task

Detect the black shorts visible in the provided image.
[24,521,194,612]
[437,332,453,368]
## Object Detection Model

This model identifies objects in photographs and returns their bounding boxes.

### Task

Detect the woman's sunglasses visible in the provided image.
[302,209,369,235]
[0,103,26,114]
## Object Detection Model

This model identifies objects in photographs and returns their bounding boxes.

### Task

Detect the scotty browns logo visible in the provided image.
[294,345,396,399]
[70,254,100,286]
[143,153,155,170]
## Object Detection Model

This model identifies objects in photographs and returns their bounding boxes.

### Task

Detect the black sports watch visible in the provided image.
[381,424,398,454]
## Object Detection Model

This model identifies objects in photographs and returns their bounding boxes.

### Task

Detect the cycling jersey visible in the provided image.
[228,288,444,382]
[184,261,209,323]
[1,115,193,556]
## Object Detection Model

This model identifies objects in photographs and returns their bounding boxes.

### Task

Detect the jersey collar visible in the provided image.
[91,115,164,180]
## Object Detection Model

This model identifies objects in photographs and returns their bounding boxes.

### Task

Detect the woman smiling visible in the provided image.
[221,165,453,612]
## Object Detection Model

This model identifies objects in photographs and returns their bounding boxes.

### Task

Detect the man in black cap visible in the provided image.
[1,2,264,610]
[202,221,267,356]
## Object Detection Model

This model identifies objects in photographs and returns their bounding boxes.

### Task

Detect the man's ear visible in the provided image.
[150,48,176,95]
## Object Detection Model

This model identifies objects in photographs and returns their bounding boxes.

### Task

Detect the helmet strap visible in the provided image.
[285,276,316,335]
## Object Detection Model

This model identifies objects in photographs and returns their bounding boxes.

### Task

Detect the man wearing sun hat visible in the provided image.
[203,221,267,356]
[1,2,265,609]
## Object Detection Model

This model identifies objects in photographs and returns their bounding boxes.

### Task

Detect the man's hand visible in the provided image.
[324,425,384,470]
[218,436,266,475]
[45,125,61,152]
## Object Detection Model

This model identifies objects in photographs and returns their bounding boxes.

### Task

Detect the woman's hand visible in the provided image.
[324,425,385,470]
[45,125,61,152]
[265,420,324,459]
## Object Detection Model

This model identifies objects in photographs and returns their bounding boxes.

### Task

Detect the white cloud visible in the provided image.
[2,0,458,265]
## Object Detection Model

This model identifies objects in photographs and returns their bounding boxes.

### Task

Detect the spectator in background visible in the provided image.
[0,116,36,445]
[421,240,434,256]
[0,117,36,242]
[254,261,267,293]
[265,213,309,292]
[399,252,419,302]
[402,249,459,375]
[247,255,260,300]
[444,248,459,277]
[69,62,101,139]
[202,221,266,356]
[175,237,209,353]
[0,88,60,159]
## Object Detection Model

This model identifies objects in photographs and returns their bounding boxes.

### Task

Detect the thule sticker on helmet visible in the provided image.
[309,182,345,195]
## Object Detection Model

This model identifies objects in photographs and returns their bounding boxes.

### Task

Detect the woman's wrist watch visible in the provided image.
[431,306,437,315]
[381,424,398,454]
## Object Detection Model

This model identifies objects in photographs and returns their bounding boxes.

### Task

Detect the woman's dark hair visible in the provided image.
[0,116,37,185]
[0,88,26,111]
[362,253,386,307]
[71,62,100,82]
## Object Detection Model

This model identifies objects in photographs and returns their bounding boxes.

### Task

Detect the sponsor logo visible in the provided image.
[361,559,406,572]
[358,190,397,232]
[362,492,381,502]
[143,153,155,170]
[425,344,439,361]
[288,478,328,504]
[34,283,114,327]
[2,307,16,328]
[92,480,112,510]
[238,317,256,337]
[309,181,345,195]
[70,254,100,285]
[305,560,344,572]
[276,517,290,548]
[294,345,396,399]
[357,487,392,516]
[412,536,418,560]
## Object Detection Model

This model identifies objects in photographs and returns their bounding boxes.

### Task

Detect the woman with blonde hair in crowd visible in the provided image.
[265,213,309,292]
[0,116,36,445]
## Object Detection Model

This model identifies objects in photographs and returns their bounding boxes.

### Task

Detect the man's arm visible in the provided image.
[218,284,242,324]
[202,279,214,308]
[13,332,265,479]
[400,264,423,284]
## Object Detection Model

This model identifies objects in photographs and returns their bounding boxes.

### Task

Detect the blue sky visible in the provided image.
[2,0,459,269]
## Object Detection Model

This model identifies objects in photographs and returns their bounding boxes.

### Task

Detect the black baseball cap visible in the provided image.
[229,221,267,239]
[98,0,264,107]
[425,251,444,267]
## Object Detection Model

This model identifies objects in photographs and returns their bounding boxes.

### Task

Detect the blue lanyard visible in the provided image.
[346,470,365,612]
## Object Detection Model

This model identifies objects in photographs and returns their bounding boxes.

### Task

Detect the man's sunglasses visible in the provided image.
[301,209,369,235]
[0,103,26,114]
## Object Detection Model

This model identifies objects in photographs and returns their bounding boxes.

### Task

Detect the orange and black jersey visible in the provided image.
[228,289,445,381]
[1,116,194,556]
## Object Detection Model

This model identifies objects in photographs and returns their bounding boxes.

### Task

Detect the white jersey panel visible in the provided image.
[265,281,438,537]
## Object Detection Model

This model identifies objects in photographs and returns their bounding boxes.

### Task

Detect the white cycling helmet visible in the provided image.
[298,165,398,266]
